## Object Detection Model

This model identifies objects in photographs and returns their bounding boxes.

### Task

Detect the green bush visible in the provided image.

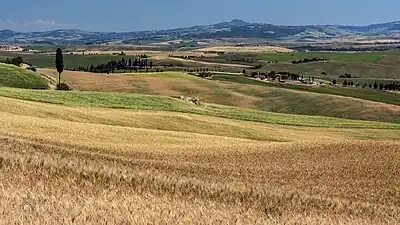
[27,66,37,72]
[56,83,71,91]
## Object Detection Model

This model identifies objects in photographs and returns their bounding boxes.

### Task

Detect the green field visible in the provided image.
[258,52,386,63]
[213,75,400,106]
[260,61,400,79]
[0,86,399,129]
[192,50,400,79]
[0,63,48,89]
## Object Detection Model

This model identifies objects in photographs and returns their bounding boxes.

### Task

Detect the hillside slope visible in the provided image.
[38,69,400,123]
[0,90,399,224]
[0,63,48,89]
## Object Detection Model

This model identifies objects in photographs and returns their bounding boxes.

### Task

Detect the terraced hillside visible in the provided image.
[38,69,400,123]
[0,89,399,224]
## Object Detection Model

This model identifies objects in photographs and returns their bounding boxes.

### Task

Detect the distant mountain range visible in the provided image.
[1,19,400,45]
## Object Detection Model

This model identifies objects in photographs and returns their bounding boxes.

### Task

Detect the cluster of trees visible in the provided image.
[70,58,153,74]
[112,51,126,56]
[332,79,400,91]
[246,71,300,80]
[228,56,255,63]
[2,57,24,66]
[184,68,213,78]
[2,56,36,71]
[198,71,213,78]
[168,54,204,59]
[184,68,210,73]
[362,82,400,91]
[339,73,353,78]
[340,80,355,86]
[292,57,328,64]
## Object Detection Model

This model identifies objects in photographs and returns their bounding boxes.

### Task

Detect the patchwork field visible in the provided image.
[0,88,399,224]
[194,50,400,79]
[37,69,400,123]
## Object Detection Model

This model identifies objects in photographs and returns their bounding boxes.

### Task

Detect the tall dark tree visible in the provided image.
[55,48,64,85]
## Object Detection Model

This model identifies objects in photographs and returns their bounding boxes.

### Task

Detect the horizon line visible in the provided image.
[1,19,399,33]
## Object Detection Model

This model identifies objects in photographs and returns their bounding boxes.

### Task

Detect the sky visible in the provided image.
[0,0,399,32]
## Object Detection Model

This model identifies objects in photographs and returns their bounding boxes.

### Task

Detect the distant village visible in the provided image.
[0,45,23,52]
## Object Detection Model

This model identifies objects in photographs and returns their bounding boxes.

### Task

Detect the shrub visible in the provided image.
[56,83,71,91]
[3,57,24,66]
[27,66,37,72]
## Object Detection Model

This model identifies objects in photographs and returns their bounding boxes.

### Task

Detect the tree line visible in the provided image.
[292,57,328,64]
[333,79,400,91]
[246,71,301,80]
[168,54,204,59]
[70,58,153,74]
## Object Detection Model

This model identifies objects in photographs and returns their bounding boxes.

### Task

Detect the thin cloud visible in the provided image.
[0,19,73,29]
[26,20,58,26]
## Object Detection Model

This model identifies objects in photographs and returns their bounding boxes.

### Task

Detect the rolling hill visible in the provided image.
[0,63,48,89]
[1,87,400,224]
[37,69,400,123]
[1,20,400,44]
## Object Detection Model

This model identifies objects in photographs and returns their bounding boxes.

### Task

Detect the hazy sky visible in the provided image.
[0,0,399,31]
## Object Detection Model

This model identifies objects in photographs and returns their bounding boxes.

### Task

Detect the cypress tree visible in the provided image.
[55,48,64,86]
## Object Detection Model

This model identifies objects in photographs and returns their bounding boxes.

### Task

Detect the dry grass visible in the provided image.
[0,95,400,224]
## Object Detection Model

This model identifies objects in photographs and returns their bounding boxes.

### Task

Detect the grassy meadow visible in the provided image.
[0,63,48,89]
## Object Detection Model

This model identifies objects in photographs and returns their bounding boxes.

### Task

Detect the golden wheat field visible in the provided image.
[1,94,400,224]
